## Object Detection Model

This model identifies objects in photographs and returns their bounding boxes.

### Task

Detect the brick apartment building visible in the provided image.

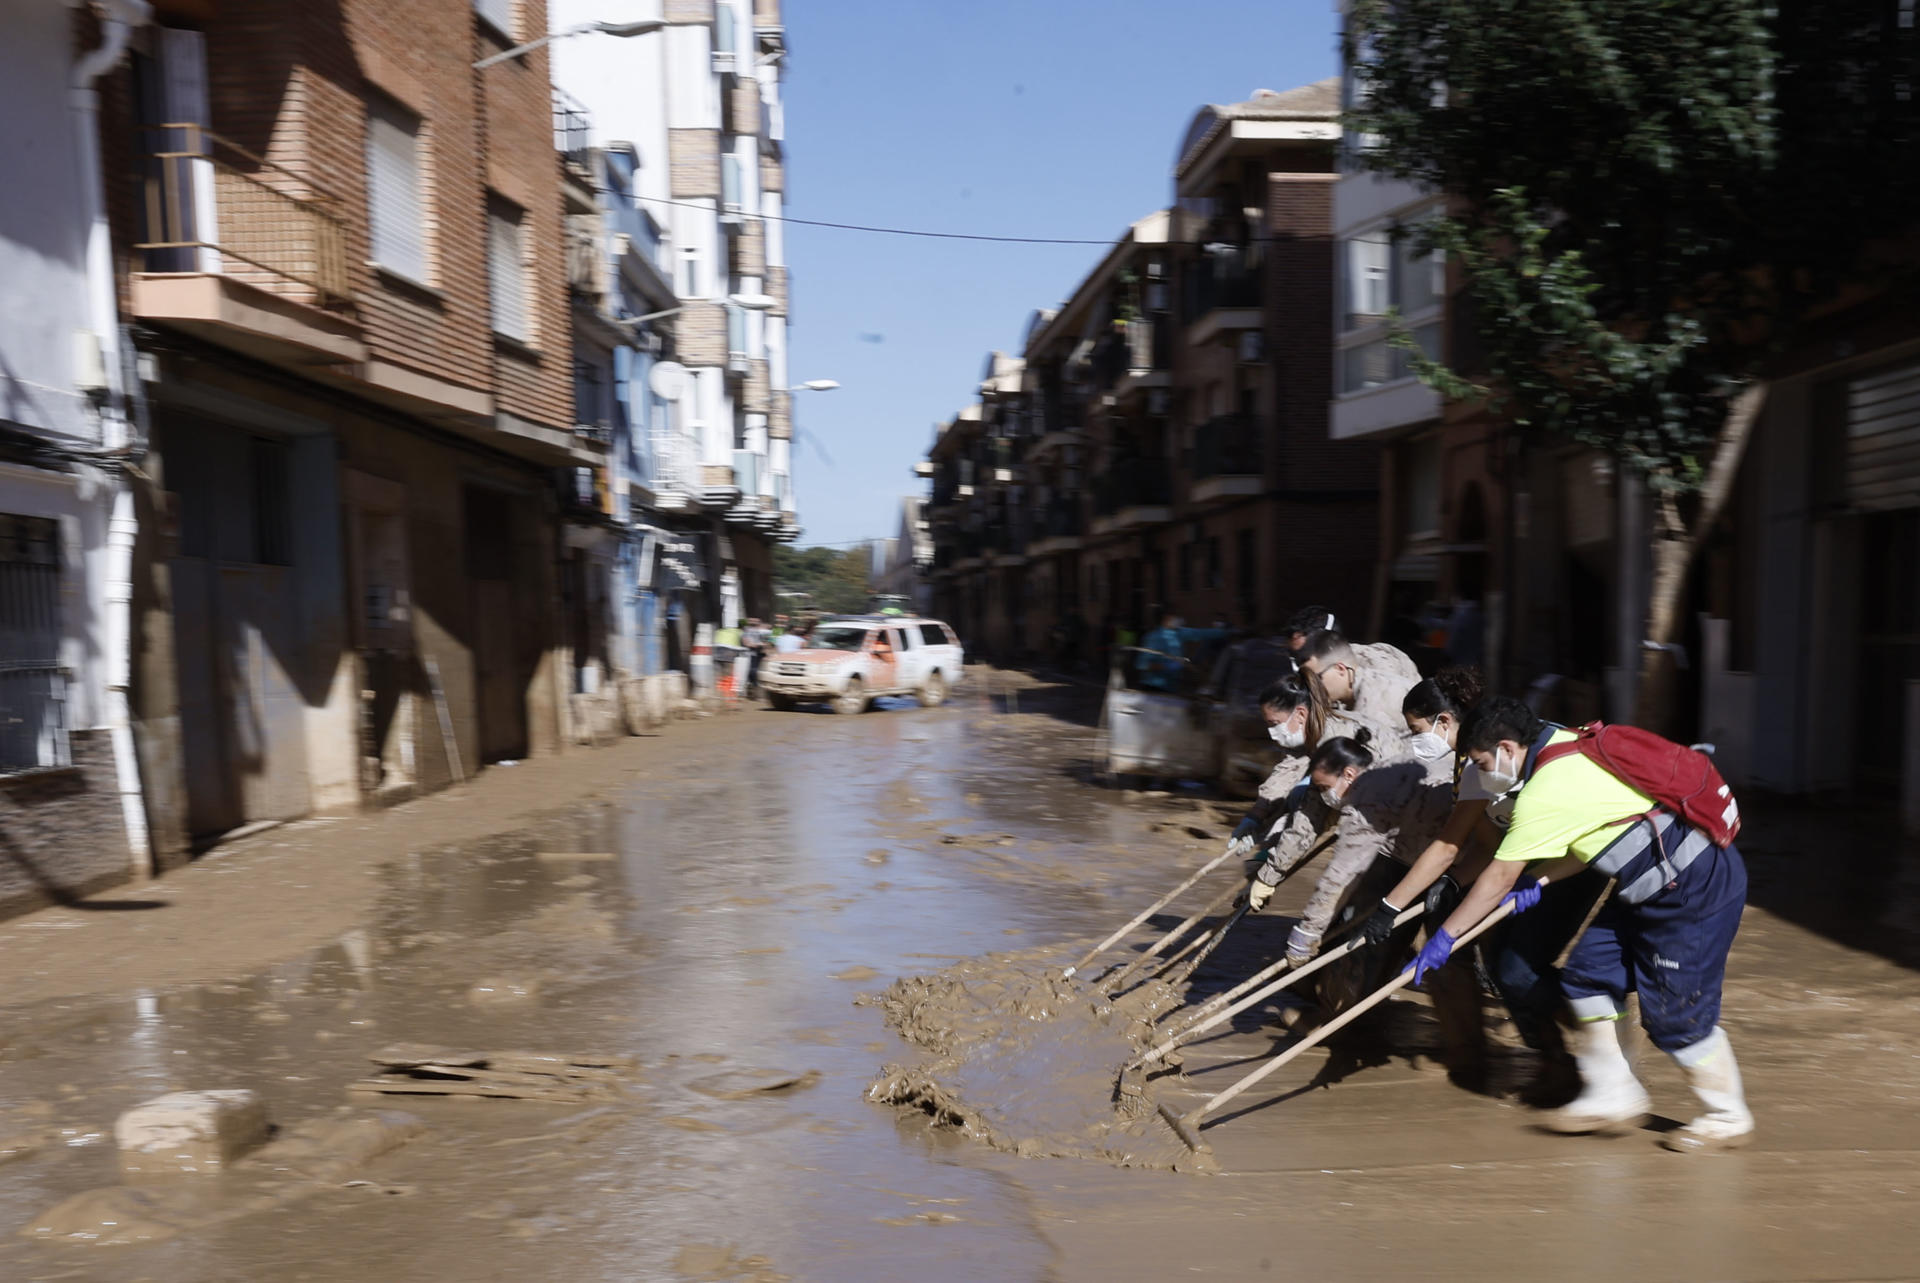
[926,80,1379,662]
[100,0,596,853]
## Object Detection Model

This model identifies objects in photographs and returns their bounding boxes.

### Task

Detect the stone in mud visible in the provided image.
[468,977,541,1006]
[114,1089,271,1175]
[29,1109,425,1246]
[251,1109,426,1182]
[686,1068,820,1100]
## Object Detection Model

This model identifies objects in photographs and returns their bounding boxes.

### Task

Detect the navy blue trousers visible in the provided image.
[1560,841,1748,1053]
[1486,868,1610,1050]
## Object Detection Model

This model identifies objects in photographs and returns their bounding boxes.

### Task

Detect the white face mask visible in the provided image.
[1320,784,1347,810]
[1269,718,1305,749]
[1409,731,1452,760]
[1479,746,1520,795]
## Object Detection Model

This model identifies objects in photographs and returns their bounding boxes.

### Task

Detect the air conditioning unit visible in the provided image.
[1237,331,1265,364]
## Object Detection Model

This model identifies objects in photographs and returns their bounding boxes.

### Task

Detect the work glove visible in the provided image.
[1245,861,1282,912]
[1285,923,1320,964]
[1225,817,1260,858]
[1405,928,1455,985]
[1361,899,1403,947]
[1500,881,1543,917]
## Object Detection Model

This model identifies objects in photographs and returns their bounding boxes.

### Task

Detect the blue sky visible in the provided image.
[780,0,1338,548]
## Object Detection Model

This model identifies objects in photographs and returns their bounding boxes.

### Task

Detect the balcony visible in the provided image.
[131,124,365,366]
[1091,459,1173,534]
[985,518,1029,565]
[1189,413,1266,504]
[1028,496,1087,557]
[553,88,592,164]
[1182,254,1263,346]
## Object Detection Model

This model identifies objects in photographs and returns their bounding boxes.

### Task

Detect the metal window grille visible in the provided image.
[0,515,71,773]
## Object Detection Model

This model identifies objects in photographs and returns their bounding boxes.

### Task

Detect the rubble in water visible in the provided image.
[861,948,1215,1172]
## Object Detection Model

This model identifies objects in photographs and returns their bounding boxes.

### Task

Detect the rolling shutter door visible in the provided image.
[1847,360,1920,511]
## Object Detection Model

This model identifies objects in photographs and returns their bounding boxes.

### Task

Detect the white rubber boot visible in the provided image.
[1540,1017,1651,1134]
[1661,1027,1754,1153]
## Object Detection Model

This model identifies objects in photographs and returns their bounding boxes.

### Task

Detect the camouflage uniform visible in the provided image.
[1340,641,1421,748]
[1282,741,1457,955]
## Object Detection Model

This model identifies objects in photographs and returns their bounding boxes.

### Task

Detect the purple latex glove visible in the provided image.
[1501,881,1543,916]
[1405,928,1455,984]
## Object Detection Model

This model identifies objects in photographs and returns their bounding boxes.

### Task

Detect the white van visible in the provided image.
[761,617,965,714]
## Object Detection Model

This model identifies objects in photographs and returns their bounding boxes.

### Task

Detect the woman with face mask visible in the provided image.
[1250,695,1459,981]
[1220,670,1341,857]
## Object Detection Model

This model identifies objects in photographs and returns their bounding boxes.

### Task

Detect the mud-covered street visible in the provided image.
[4,674,1920,1281]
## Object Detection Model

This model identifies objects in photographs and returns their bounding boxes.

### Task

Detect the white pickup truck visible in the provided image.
[761,617,965,714]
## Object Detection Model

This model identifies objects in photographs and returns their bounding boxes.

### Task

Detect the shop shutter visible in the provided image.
[1847,360,1920,511]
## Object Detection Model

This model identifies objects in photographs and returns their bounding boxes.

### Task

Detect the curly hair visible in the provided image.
[1403,666,1486,723]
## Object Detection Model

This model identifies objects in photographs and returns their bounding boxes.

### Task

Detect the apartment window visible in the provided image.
[366,96,428,284]
[721,152,744,211]
[488,195,529,342]
[1345,234,1390,327]
[0,515,70,774]
[473,0,514,37]
[1396,235,1444,315]
[1206,537,1222,590]
[1178,542,1193,592]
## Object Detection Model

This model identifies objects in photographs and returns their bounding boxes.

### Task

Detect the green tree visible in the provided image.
[773,543,874,616]
[1349,0,1918,725]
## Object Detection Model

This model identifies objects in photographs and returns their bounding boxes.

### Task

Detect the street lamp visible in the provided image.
[611,293,781,331]
[474,18,671,70]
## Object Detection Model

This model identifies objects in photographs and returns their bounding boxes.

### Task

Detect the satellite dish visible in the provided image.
[649,360,690,402]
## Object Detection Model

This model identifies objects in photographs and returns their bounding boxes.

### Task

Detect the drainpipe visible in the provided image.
[72,0,155,876]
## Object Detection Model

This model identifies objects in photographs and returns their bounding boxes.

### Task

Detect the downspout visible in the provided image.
[72,0,155,876]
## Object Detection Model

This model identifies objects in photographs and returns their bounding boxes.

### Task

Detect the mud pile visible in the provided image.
[862,950,1211,1172]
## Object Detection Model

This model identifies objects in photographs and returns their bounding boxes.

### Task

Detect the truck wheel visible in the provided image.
[916,671,946,708]
[833,677,866,716]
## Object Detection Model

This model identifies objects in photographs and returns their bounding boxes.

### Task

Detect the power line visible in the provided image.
[637,195,1113,245]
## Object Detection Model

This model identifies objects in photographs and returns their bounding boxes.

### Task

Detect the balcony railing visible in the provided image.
[1189,413,1266,479]
[137,124,352,306]
[553,88,592,160]
[1041,496,1084,538]
[607,195,666,278]
[566,212,603,298]
[733,448,761,497]
[1182,253,1263,324]
[1092,459,1172,516]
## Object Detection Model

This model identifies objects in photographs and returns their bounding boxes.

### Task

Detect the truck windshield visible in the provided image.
[811,625,870,652]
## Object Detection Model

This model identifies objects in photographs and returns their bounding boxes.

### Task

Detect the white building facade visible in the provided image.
[0,0,153,909]
[550,0,797,680]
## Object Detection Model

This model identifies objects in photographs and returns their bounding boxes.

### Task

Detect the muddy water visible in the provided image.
[5,680,1920,1281]
[0,686,1224,1280]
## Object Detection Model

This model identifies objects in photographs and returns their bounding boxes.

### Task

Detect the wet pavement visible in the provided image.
[3,673,1920,1280]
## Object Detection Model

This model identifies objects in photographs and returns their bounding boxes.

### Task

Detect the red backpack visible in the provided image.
[1533,722,1742,847]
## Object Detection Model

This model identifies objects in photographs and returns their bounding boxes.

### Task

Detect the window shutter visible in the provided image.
[488,199,528,340]
[366,99,426,281]
[1846,361,1920,512]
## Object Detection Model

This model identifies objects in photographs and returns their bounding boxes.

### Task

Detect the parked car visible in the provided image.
[760,616,965,714]
[1101,635,1296,792]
